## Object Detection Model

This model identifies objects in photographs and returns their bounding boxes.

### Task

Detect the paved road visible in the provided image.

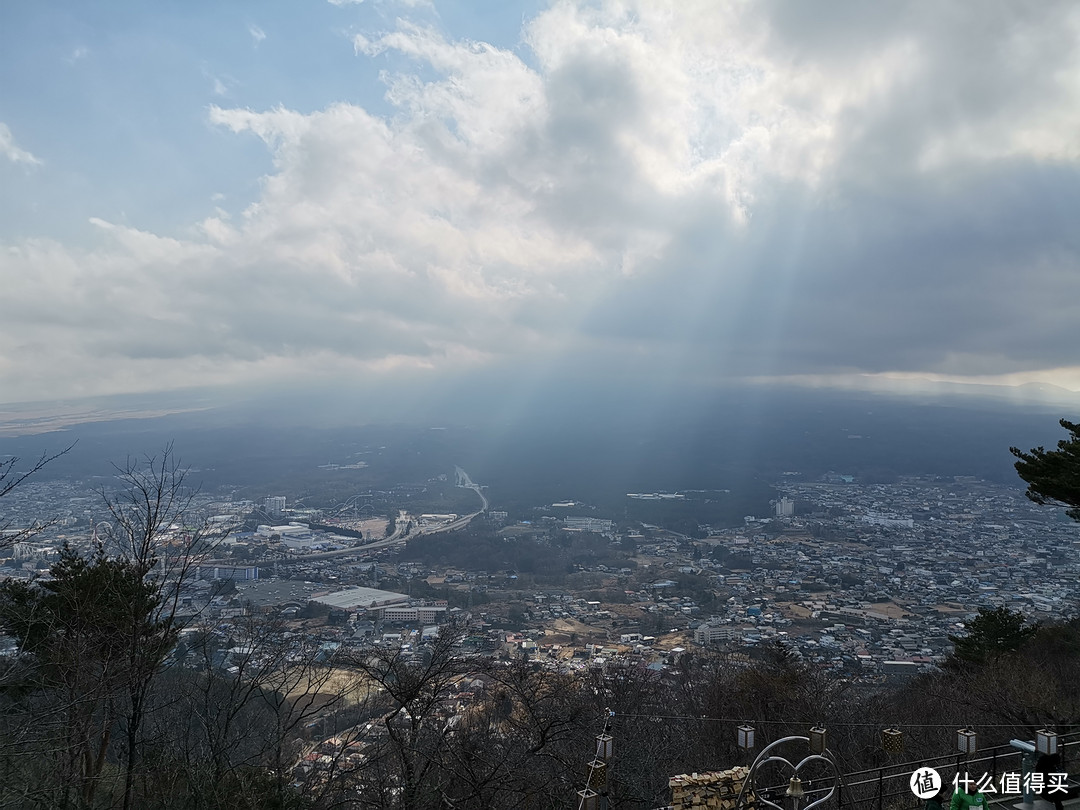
[272,469,487,564]
[270,532,406,563]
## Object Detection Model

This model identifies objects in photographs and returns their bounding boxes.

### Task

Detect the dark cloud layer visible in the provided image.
[1,0,1079,403]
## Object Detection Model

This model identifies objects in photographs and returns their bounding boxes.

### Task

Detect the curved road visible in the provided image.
[454,466,488,513]
[273,467,487,564]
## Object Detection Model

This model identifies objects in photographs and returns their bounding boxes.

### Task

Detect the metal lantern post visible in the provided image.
[587,759,607,791]
[738,725,756,751]
[882,728,904,755]
[737,724,756,767]
[577,711,614,810]
[1037,729,1058,755]
[590,732,613,810]
[957,728,977,756]
[596,733,613,760]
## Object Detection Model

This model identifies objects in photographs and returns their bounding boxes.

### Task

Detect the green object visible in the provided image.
[947,605,1038,665]
[949,789,987,810]
[1011,418,1080,522]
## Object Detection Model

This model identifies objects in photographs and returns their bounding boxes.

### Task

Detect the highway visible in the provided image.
[273,468,487,564]
[454,465,488,514]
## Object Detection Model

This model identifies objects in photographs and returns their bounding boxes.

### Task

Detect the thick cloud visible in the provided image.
[2,0,1079,404]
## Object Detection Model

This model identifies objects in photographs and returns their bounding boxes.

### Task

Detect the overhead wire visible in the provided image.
[610,713,1071,730]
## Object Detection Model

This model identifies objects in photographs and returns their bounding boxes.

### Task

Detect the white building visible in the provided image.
[196,565,259,581]
[564,516,614,533]
[257,523,316,548]
[311,586,409,612]
[775,497,795,518]
[694,624,744,645]
[864,513,914,528]
[381,604,449,623]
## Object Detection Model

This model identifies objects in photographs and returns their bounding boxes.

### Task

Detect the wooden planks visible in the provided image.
[669,766,754,809]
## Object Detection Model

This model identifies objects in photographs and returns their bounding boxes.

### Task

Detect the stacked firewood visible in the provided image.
[669,766,753,809]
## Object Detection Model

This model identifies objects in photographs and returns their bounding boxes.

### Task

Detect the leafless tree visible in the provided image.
[0,444,74,548]
[93,443,217,810]
[434,660,594,808]
[136,611,357,810]
[340,626,472,809]
[0,543,167,809]
[0,445,216,810]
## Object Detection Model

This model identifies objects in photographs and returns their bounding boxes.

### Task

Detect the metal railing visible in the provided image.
[748,733,1080,810]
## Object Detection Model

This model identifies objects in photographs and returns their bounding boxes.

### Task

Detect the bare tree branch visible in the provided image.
[0,443,75,549]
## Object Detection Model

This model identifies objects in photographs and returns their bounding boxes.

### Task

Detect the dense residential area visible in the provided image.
[1,445,1078,807]
[4,469,1075,679]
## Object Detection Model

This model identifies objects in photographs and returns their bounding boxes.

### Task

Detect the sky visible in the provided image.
[2,0,1080,412]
